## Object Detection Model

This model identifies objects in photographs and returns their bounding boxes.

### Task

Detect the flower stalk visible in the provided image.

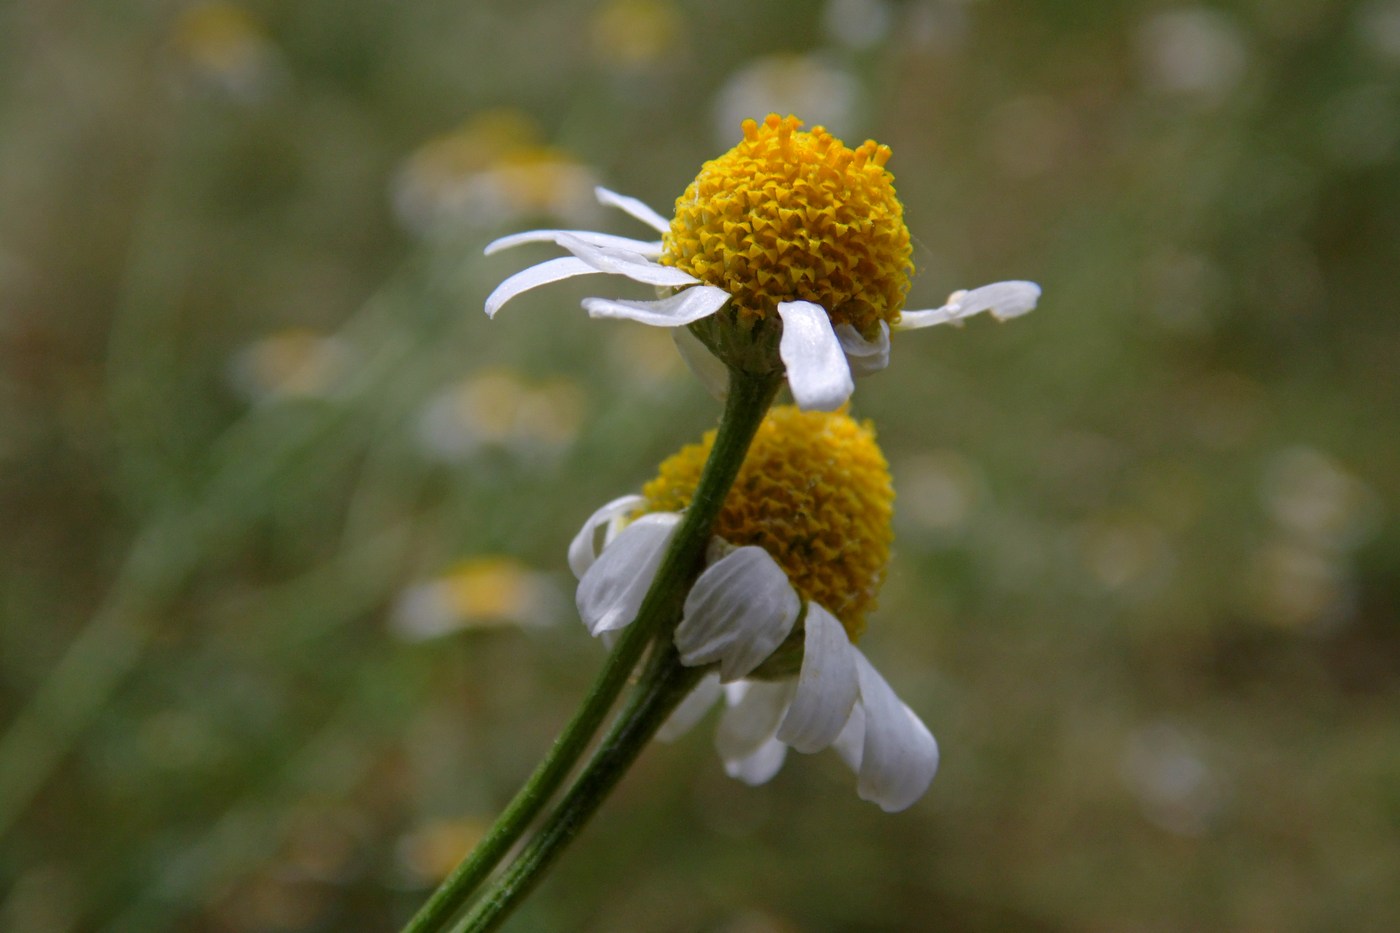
[456,645,703,933]
[403,368,781,933]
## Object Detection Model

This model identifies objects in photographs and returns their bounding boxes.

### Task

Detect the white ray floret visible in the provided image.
[838,653,940,812]
[485,257,600,319]
[676,546,800,682]
[896,280,1042,330]
[553,233,698,288]
[484,229,663,258]
[593,185,671,233]
[568,494,645,578]
[835,321,891,377]
[776,300,856,413]
[575,513,678,636]
[483,186,1039,411]
[568,502,941,810]
[716,681,793,784]
[657,672,723,742]
[583,287,731,327]
[775,605,859,754]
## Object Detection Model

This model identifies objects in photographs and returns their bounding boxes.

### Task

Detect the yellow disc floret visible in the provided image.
[641,405,894,641]
[662,114,913,339]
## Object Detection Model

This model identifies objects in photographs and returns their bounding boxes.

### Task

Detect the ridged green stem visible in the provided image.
[455,647,701,933]
[403,369,780,933]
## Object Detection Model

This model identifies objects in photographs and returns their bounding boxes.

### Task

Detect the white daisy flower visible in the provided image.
[484,113,1040,413]
[568,406,939,812]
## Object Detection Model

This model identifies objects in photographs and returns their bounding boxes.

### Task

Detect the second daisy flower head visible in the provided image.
[485,114,1041,411]
[570,405,939,812]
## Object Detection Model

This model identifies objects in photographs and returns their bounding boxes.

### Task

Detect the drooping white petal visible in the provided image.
[715,680,793,765]
[567,494,646,579]
[850,651,939,812]
[672,326,730,401]
[891,304,959,329]
[556,233,698,288]
[831,700,865,772]
[676,547,800,682]
[835,321,891,378]
[594,186,671,234]
[575,513,679,636]
[484,257,599,318]
[583,286,730,328]
[657,672,722,742]
[775,604,859,754]
[484,229,663,258]
[960,280,1041,320]
[776,301,855,412]
[895,280,1041,330]
[725,735,788,785]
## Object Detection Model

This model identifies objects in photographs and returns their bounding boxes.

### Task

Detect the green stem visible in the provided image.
[456,648,702,933]
[403,370,780,933]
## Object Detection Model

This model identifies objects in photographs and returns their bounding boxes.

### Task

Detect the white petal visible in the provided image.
[672,326,730,401]
[583,286,730,327]
[831,700,865,772]
[891,305,960,329]
[725,735,788,785]
[714,680,793,763]
[656,672,722,743]
[567,494,646,579]
[775,604,859,754]
[595,186,670,234]
[575,513,679,636]
[484,229,662,258]
[556,233,698,288]
[484,257,599,318]
[851,651,939,812]
[896,280,1041,330]
[835,321,891,378]
[776,301,855,412]
[961,280,1041,320]
[676,547,800,682]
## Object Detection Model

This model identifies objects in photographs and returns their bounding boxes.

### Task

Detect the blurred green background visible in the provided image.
[2,0,1398,930]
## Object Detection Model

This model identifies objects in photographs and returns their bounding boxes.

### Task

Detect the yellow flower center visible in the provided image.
[662,114,913,339]
[641,405,894,641]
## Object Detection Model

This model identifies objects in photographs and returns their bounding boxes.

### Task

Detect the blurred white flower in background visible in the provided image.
[1245,447,1381,632]
[903,0,973,54]
[823,0,893,50]
[414,368,585,463]
[590,0,683,72]
[227,329,356,404]
[390,557,562,642]
[392,111,600,237]
[1120,722,1227,837]
[1357,0,1400,65]
[171,2,285,103]
[711,55,861,144]
[1137,8,1249,104]
[1260,447,1383,552]
[1075,517,1176,597]
[396,817,489,885]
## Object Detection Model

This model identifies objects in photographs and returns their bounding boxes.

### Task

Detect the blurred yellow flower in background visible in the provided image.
[414,368,585,463]
[227,328,355,403]
[391,556,561,642]
[590,0,682,71]
[172,2,282,101]
[392,111,599,236]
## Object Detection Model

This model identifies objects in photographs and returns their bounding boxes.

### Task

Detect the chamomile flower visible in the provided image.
[569,406,938,811]
[484,113,1040,412]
